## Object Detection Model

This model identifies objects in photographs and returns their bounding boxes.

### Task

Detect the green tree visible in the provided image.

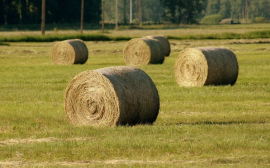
[259,0,270,19]
[0,0,101,25]
[140,0,165,23]
[160,0,179,23]
[219,0,231,18]
[229,0,245,20]
[160,0,205,24]
[203,0,270,22]
[142,0,164,23]
[2,0,20,24]
[206,0,220,15]
[0,0,5,24]
[249,0,259,19]
[105,0,165,24]
[183,0,205,24]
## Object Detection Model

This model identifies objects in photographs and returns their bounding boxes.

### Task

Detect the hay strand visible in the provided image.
[144,35,171,56]
[52,39,88,65]
[65,66,160,126]
[123,38,165,66]
[174,47,239,87]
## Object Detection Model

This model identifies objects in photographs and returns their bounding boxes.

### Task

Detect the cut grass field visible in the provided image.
[2,23,270,42]
[1,29,270,167]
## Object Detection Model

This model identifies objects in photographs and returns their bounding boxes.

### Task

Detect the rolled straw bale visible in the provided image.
[123,38,165,66]
[174,47,239,87]
[144,35,171,56]
[52,39,88,65]
[65,66,160,127]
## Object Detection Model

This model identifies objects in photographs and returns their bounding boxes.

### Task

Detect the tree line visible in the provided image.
[0,0,101,25]
[105,0,270,24]
[205,0,270,21]
[105,0,205,24]
[0,0,269,26]
[0,0,205,25]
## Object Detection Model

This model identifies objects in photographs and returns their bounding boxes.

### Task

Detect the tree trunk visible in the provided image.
[130,0,132,23]
[115,0,118,29]
[123,0,127,24]
[80,0,84,34]
[20,0,27,24]
[41,0,45,35]
[102,0,105,33]
[139,0,142,26]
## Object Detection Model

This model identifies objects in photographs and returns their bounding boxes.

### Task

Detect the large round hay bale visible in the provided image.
[65,66,160,127]
[144,35,171,56]
[123,38,165,66]
[174,47,239,87]
[52,39,88,65]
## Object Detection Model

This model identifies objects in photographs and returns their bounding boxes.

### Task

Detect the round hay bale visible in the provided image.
[52,39,88,65]
[174,47,239,87]
[144,35,171,56]
[65,66,160,126]
[123,38,165,66]
[220,18,232,24]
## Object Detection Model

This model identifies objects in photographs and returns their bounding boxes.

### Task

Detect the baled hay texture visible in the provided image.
[123,38,165,66]
[174,47,239,87]
[65,66,160,127]
[52,39,88,65]
[144,35,171,56]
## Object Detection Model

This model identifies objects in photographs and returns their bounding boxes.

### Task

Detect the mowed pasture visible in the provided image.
[1,26,270,167]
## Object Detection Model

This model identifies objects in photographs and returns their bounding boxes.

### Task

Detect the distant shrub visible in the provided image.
[132,18,139,24]
[252,17,266,23]
[201,14,223,24]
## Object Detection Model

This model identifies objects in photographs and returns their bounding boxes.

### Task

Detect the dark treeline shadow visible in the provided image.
[0,42,9,46]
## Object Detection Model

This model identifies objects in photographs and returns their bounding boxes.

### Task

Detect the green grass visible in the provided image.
[167,30,270,40]
[1,30,270,42]
[0,38,270,167]
[2,23,270,42]
[0,33,112,42]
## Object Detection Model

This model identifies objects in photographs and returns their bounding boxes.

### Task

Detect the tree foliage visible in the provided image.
[205,0,270,20]
[159,0,205,24]
[104,0,165,24]
[201,14,222,24]
[1,0,270,26]
[0,0,101,25]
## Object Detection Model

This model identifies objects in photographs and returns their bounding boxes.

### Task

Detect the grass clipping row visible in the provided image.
[123,38,165,66]
[65,66,160,127]
[175,47,239,87]
[51,39,88,65]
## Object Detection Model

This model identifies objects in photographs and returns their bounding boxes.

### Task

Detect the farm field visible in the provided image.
[0,28,270,167]
[1,23,270,38]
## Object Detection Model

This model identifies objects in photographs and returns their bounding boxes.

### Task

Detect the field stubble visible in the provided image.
[0,36,270,167]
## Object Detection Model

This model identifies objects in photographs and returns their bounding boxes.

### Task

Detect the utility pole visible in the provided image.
[115,0,118,29]
[41,0,45,35]
[242,6,244,20]
[102,0,105,33]
[139,0,142,27]
[130,0,132,23]
[245,0,248,20]
[80,0,84,34]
